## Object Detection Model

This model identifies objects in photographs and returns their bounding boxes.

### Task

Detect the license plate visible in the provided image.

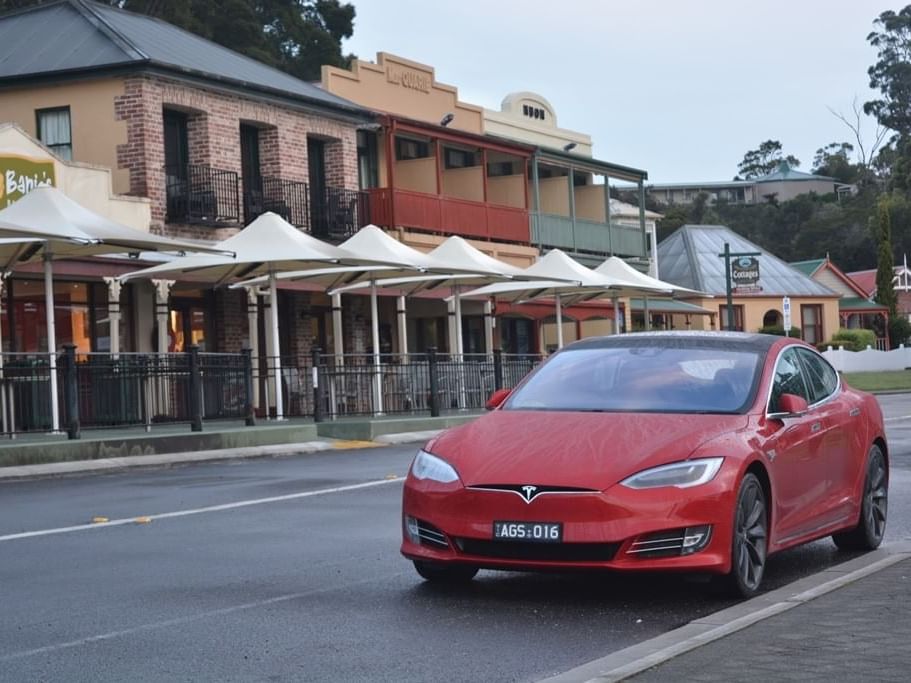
[493,521,562,542]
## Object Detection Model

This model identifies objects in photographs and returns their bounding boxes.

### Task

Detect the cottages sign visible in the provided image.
[731,256,760,286]
[0,154,55,209]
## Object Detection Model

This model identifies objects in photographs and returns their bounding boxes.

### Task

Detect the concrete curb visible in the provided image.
[0,433,430,481]
[541,541,911,683]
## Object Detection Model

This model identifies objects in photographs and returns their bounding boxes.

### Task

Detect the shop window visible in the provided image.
[444,147,477,169]
[718,304,744,332]
[36,106,72,160]
[801,304,823,345]
[395,137,430,161]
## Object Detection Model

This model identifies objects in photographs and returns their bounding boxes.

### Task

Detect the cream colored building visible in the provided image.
[483,92,592,155]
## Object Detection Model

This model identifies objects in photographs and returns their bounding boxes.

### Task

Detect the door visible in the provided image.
[763,347,826,543]
[308,138,327,236]
[240,124,262,223]
[164,110,189,220]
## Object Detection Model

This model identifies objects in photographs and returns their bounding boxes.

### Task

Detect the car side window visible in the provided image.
[796,348,839,404]
[769,348,810,414]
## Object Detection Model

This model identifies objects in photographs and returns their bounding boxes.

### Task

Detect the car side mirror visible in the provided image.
[773,393,809,418]
[486,388,511,410]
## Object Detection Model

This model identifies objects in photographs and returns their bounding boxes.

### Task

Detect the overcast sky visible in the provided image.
[344,0,899,183]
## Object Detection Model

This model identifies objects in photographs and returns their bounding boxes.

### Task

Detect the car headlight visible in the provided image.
[410,449,460,484]
[620,457,724,490]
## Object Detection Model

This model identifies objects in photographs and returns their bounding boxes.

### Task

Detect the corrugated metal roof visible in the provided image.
[839,297,887,311]
[0,0,367,115]
[754,162,834,183]
[789,259,825,277]
[657,225,837,297]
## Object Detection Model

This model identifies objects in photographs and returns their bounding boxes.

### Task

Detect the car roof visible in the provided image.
[567,331,782,353]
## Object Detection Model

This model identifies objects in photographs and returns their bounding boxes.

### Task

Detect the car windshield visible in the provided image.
[505,344,761,414]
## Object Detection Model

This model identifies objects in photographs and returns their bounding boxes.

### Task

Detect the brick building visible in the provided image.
[0,0,374,360]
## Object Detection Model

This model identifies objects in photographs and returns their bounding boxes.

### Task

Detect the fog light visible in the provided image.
[681,525,712,555]
[405,515,420,544]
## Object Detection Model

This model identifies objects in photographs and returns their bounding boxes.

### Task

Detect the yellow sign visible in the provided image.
[0,154,56,208]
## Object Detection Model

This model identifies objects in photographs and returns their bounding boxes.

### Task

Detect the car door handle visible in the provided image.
[811,421,822,433]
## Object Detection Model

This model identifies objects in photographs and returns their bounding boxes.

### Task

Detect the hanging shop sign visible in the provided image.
[731,256,762,292]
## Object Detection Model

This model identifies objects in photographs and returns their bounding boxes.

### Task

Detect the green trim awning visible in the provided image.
[630,298,713,315]
[839,297,888,312]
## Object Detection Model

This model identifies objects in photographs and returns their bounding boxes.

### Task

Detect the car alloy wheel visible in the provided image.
[833,445,888,551]
[725,473,768,598]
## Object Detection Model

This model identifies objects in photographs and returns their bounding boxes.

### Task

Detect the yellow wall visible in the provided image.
[487,174,525,208]
[394,157,436,194]
[441,166,483,201]
[683,296,840,340]
[322,53,484,134]
[580,317,615,337]
[0,78,129,194]
[538,176,570,215]
[541,320,578,350]
[574,184,607,221]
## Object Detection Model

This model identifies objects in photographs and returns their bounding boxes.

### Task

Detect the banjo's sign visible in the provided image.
[0,154,56,209]
[731,256,760,286]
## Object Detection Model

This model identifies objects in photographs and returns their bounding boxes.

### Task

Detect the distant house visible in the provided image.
[640,162,853,206]
[657,224,841,345]
[847,259,911,324]
[791,257,890,349]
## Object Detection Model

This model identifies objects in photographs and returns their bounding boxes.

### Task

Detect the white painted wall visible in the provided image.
[822,345,911,373]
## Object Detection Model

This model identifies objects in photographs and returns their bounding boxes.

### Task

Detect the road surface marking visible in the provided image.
[0,477,403,543]
[884,414,911,423]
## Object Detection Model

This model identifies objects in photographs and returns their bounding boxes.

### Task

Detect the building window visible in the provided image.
[801,304,824,345]
[357,130,379,189]
[522,104,546,121]
[443,147,476,169]
[36,106,72,160]
[718,304,744,331]
[487,160,514,177]
[395,137,430,161]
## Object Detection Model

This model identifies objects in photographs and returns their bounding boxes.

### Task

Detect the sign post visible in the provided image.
[782,296,791,336]
[718,243,762,331]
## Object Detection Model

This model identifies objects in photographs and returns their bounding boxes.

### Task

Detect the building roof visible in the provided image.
[789,258,826,277]
[839,297,888,312]
[628,298,712,315]
[0,0,369,117]
[642,179,753,191]
[609,198,662,220]
[847,265,911,296]
[657,224,837,297]
[754,161,834,184]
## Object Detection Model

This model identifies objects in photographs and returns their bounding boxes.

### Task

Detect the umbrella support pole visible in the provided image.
[331,294,344,418]
[370,281,383,416]
[454,287,466,410]
[269,271,284,421]
[613,296,622,335]
[45,252,60,433]
[555,295,564,349]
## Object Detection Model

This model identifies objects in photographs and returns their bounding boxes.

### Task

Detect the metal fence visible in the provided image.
[0,347,542,439]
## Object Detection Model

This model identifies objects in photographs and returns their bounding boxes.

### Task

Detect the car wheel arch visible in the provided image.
[743,459,773,540]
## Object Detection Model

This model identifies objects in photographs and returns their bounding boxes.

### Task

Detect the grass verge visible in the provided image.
[843,370,911,392]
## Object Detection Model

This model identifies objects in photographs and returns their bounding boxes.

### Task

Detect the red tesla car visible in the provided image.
[401,332,888,597]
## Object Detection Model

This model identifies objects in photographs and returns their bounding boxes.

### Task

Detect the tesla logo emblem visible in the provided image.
[520,485,539,503]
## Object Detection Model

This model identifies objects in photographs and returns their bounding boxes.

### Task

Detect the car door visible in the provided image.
[763,346,825,543]
[795,348,856,526]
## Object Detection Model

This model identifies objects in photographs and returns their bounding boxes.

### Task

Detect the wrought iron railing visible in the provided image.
[0,348,542,438]
[244,177,310,227]
[165,164,241,225]
[311,186,371,241]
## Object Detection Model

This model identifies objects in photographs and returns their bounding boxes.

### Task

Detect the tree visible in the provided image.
[865,6,911,137]
[827,97,888,187]
[872,195,898,318]
[0,0,356,81]
[812,142,858,184]
[737,140,800,179]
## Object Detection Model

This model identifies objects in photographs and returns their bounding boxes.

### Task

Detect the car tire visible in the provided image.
[833,444,888,551]
[719,473,768,599]
[413,560,478,584]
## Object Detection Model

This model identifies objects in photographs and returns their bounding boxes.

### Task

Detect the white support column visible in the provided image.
[246,287,260,411]
[396,295,408,360]
[555,294,564,349]
[370,281,383,415]
[612,296,621,335]
[332,294,344,359]
[152,279,174,353]
[103,277,123,356]
[268,270,284,420]
[45,251,60,432]
[446,298,457,355]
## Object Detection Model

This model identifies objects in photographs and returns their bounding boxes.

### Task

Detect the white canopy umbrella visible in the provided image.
[460,249,673,348]
[594,256,704,297]
[0,187,231,432]
[121,216,420,419]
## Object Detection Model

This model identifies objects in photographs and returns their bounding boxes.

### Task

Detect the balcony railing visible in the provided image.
[531,213,646,260]
[368,188,530,243]
[165,164,241,226]
[244,177,310,227]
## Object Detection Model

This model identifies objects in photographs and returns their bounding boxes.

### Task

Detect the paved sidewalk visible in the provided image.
[544,542,911,683]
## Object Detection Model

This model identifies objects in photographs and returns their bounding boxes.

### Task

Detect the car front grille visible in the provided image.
[454,538,620,562]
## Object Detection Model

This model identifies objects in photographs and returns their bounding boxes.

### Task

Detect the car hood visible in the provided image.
[430,410,749,490]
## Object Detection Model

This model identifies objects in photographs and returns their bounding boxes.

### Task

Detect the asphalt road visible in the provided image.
[1,395,909,682]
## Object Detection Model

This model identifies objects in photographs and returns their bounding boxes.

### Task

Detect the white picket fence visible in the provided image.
[821,344,911,373]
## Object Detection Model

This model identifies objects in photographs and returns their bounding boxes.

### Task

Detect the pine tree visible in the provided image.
[873,195,898,317]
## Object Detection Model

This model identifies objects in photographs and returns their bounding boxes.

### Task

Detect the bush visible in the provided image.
[818,328,876,351]
[889,316,911,347]
[758,325,801,338]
